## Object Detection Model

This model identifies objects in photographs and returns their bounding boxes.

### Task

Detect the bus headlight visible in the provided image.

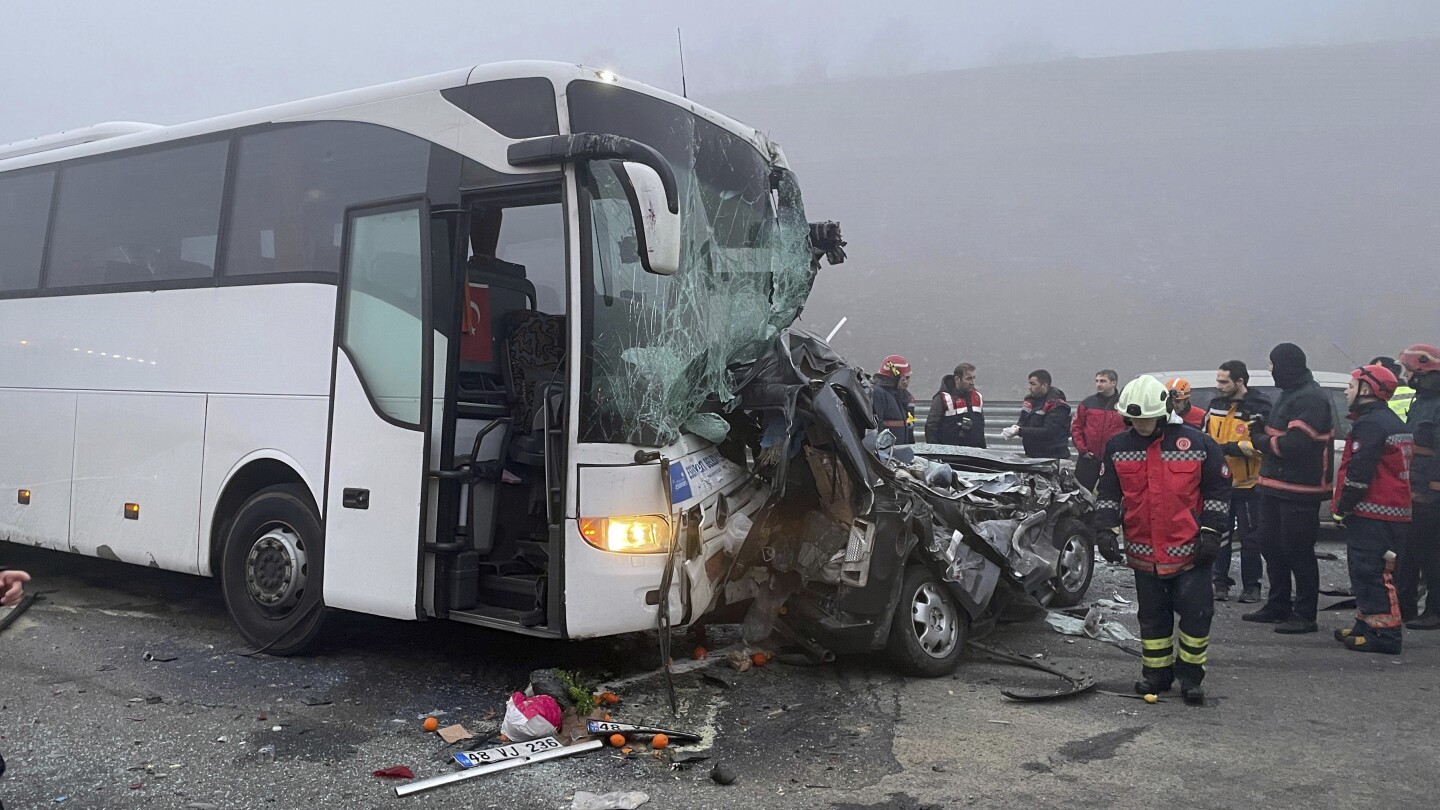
[579,515,672,554]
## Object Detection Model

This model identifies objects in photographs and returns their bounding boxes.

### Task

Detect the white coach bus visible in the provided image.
[0,62,810,653]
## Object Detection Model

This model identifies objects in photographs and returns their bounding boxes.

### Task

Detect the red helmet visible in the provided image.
[878,355,911,378]
[1352,364,1398,401]
[1399,343,1440,375]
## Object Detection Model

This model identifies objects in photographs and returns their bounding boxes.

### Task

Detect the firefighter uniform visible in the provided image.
[1096,377,1231,703]
[1333,367,1413,654]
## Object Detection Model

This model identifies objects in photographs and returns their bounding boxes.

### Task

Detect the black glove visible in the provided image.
[1247,418,1267,442]
[1097,528,1124,564]
[1194,530,1222,567]
[1220,441,1244,456]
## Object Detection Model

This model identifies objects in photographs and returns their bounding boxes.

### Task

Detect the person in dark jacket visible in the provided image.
[925,363,986,447]
[1397,344,1440,629]
[1072,369,1124,490]
[872,355,913,443]
[1002,370,1072,459]
[1095,375,1230,706]
[1242,343,1335,634]
[1331,365,1412,654]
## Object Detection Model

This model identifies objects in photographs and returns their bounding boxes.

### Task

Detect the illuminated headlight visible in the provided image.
[579,515,672,554]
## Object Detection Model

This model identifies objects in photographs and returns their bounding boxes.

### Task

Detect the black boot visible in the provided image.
[1344,634,1401,655]
[1406,613,1440,630]
[1180,682,1206,706]
[1134,676,1172,695]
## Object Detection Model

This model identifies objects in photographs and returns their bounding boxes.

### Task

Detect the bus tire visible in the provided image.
[219,484,327,655]
[1048,517,1094,608]
[886,565,968,677]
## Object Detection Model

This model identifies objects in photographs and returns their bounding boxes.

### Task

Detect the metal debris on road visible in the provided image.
[141,651,178,662]
[710,762,739,785]
[968,641,1098,701]
[395,739,604,797]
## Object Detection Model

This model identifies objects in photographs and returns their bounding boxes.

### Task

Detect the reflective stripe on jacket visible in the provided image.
[1095,424,1232,576]
[1334,402,1413,522]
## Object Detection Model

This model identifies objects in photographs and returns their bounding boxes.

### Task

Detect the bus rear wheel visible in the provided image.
[220,484,327,655]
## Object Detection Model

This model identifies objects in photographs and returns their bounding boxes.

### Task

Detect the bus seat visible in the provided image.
[502,310,565,427]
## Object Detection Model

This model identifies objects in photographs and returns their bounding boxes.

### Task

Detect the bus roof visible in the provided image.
[0,61,772,172]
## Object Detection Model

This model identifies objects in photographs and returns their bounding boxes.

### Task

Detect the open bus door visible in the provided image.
[323,197,436,620]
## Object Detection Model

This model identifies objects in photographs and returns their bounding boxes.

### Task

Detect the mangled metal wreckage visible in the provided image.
[697,331,1096,676]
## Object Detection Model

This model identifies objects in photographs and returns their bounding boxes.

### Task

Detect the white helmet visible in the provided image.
[1117,375,1171,419]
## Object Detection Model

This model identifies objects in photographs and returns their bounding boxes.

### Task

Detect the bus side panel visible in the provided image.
[197,394,330,576]
[0,389,78,552]
[566,464,674,638]
[321,353,424,620]
[69,392,206,573]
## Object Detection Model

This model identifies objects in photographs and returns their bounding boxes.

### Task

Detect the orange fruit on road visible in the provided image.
[692,646,708,660]
[422,717,439,732]
[609,733,626,747]
[600,691,620,705]
[651,733,670,749]
[751,652,770,667]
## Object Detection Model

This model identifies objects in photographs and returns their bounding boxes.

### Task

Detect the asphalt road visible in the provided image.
[3,536,1438,810]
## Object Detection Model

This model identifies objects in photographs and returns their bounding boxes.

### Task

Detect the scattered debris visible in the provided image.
[985,720,1012,725]
[710,763,739,785]
[454,737,562,769]
[969,641,1098,701]
[0,593,36,633]
[586,720,701,742]
[1097,690,1164,703]
[1045,609,1141,654]
[257,744,275,764]
[300,695,333,706]
[437,724,473,744]
[726,651,752,673]
[572,791,650,810]
[141,651,178,662]
[502,692,562,742]
[396,739,603,797]
[371,765,415,779]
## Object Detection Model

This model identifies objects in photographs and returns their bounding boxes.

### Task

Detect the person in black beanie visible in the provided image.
[1242,342,1335,633]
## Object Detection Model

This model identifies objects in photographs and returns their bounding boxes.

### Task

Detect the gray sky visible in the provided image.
[4,0,1440,144]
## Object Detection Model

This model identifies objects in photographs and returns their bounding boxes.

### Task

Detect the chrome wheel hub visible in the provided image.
[245,526,307,613]
[911,582,959,658]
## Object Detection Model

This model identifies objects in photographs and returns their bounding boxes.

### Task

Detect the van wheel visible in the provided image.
[886,565,969,677]
[219,484,327,655]
[1049,517,1094,608]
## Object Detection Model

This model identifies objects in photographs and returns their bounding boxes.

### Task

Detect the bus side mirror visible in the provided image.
[618,162,682,276]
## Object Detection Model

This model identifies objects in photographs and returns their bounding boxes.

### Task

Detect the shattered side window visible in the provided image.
[571,81,816,445]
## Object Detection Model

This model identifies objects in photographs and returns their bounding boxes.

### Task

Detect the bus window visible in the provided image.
[46,140,227,288]
[224,123,429,278]
[0,168,54,291]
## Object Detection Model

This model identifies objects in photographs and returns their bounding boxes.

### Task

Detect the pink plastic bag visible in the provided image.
[501,692,561,741]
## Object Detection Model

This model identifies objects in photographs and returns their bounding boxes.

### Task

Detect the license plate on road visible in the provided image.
[453,736,563,769]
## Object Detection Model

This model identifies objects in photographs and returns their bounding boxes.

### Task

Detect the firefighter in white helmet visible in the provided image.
[1095,376,1231,705]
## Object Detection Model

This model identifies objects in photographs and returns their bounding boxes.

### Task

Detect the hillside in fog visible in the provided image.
[710,39,1440,397]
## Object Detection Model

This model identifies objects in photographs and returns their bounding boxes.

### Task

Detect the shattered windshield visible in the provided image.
[570,81,814,446]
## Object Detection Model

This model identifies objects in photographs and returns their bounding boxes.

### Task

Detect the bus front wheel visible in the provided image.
[219,484,327,655]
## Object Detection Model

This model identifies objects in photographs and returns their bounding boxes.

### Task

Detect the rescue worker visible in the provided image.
[1331,364,1412,654]
[1002,370,1072,459]
[1242,343,1334,635]
[1072,369,1125,491]
[1206,360,1273,603]
[1095,376,1230,706]
[1372,356,1415,421]
[925,363,986,447]
[1167,378,1206,428]
[1397,344,1440,629]
[872,355,914,443]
